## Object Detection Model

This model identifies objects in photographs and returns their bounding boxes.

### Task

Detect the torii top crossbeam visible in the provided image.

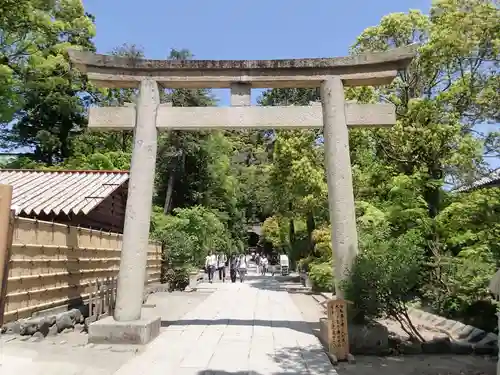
[68,45,416,89]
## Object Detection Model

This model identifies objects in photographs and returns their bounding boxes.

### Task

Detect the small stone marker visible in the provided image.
[326,299,352,361]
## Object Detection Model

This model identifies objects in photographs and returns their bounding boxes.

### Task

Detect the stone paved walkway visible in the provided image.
[114,270,337,375]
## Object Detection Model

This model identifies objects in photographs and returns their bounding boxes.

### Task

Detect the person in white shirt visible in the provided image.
[236,254,248,282]
[260,255,268,275]
[217,252,227,282]
[205,250,217,283]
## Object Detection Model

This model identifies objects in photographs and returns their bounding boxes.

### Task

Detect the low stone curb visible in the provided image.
[1,308,85,339]
[2,282,171,340]
[313,295,498,356]
[407,307,498,356]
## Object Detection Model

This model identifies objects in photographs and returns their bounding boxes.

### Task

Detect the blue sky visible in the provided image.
[83,0,498,169]
[82,0,433,106]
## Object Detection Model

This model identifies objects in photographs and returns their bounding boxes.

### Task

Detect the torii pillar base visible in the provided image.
[88,315,161,345]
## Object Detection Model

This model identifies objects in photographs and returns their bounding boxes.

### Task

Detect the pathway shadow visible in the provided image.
[273,344,334,374]
[197,372,257,375]
[242,275,303,292]
[160,318,312,335]
[195,344,335,375]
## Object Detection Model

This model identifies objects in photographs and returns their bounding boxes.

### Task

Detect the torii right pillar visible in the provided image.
[321,77,359,299]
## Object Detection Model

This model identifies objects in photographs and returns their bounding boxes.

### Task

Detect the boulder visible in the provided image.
[422,336,452,354]
[466,328,487,343]
[68,309,83,324]
[399,341,422,354]
[19,317,48,336]
[1,321,21,334]
[47,324,58,337]
[449,341,474,355]
[348,322,389,355]
[31,331,45,342]
[55,313,74,333]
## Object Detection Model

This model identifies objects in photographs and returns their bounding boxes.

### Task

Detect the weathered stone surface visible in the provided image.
[425,314,441,325]
[422,337,452,354]
[88,315,161,345]
[474,343,497,355]
[45,315,56,326]
[20,318,43,336]
[399,341,422,354]
[47,324,58,336]
[68,45,416,72]
[466,328,487,343]
[477,332,498,346]
[31,331,45,342]
[388,331,410,344]
[1,321,21,334]
[37,319,51,337]
[419,311,431,321]
[441,319,458,331]
[450,341,474,355]
[409,309,424,319]
[456,324,476,339]
[348,323,389,355]
[55,313,74,333]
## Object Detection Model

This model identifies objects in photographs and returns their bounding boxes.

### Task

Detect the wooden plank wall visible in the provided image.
[3,217,161,323]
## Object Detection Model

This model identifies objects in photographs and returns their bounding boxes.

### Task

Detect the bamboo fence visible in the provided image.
[3,217,161,323]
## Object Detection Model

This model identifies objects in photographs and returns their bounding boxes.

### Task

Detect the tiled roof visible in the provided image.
[455,168,500,193]
[0,170,129,216]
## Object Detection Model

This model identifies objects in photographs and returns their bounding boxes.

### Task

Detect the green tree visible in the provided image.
[1,0,96,163]
[351,1,499,216]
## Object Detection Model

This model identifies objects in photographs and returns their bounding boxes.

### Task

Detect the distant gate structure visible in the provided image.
[68,46,415,343]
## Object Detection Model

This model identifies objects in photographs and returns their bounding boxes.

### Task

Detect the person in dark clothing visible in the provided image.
[269,253,278,276]
[229,255,238,283]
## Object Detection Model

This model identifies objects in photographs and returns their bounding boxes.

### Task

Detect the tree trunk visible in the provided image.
[424,167,443,218]
[288,202,296,250]
[163,151,185,214]
[306,211,316,254]
[163,170,175,214]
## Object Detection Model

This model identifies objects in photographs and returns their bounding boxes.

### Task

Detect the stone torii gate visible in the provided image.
[68,47,415,344]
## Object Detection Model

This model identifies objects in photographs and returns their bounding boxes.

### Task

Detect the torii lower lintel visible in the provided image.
[88,103,396,131]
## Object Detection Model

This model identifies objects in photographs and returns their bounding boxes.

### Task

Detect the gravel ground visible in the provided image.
[289,293,497,375]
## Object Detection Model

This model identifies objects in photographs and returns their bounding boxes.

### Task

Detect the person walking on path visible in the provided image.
[236,254,248,282]
[205,250,217,283]
[269,252,278,276]
[260,255,268,275]
[217,252,227,282]
[229,254,238,283]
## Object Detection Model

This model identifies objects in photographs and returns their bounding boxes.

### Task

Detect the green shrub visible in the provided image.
[297,256,316,273]
[344,229,426,340]
[309,262,334,292]
[151,205,234,269]
[165,267,190,291]
[421,255,497,332]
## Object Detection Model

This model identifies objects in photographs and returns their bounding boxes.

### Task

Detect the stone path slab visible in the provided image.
[114,274,337,375]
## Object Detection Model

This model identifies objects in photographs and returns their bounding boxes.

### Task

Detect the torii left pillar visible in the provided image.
[88,79,162,344]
